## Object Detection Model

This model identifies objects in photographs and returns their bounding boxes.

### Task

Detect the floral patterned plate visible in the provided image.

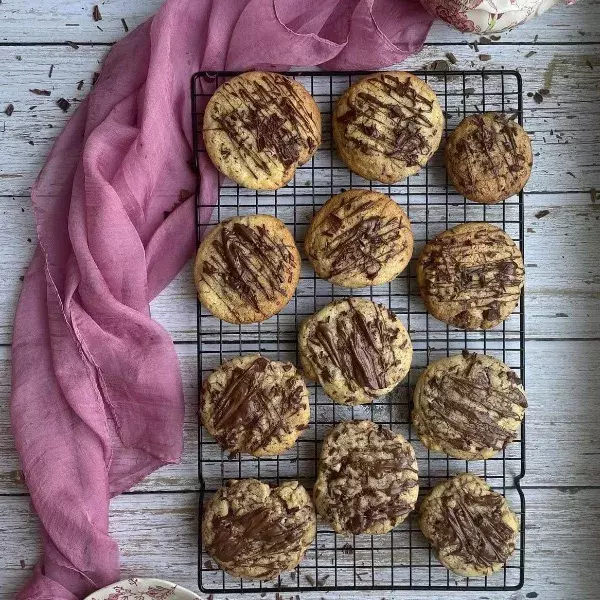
[84,578,200,600]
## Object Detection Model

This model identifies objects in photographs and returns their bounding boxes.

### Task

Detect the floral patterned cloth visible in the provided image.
[420,0,576,33]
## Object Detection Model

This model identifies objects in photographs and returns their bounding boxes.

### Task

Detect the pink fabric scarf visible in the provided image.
[11,1,432,598]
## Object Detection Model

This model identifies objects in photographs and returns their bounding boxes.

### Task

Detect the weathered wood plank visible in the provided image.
[0,0,596,44]
[1,487,599,599]
[1,44,599,196]
[2,340,599,495]
[1,194,598,345]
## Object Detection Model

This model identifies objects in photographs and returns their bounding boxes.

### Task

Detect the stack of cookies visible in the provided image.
[196,70,530,583]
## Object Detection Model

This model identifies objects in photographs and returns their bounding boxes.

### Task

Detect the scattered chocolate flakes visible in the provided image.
[479,54,491,62]
[446,51,457,65]
[305,574,316,586]
[533,92,543,104]
[539,88,550,96]
[591,188,597,203]
[30,89,51,96]
[57,98,71,112]
[20,559,26,569]
[525,50,537,58]
[48,64,54,78]
[92,71,100,86]
[4,103,14,116]
[535,209,550,219]
[586,59,594,70]
[341,543,354,555]
[65,40,79,49]
[77,79,84,91]
[429,59,450,71]
[121,18,129,32]
[93,5,102,21]
[317,575,330,586]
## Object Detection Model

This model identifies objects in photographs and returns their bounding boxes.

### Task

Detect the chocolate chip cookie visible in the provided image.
[304,189,413,288]
[203,71,321,190]
[201,355,310,456]
[445,113,533,204]
[203,479,316,580]
[333,72,444,183]
[314,420,419,535]
[417,223,524,330]
[298,298,412,405]
[413,351,527,460]
[194,215,301,324]
[420,474,519,577]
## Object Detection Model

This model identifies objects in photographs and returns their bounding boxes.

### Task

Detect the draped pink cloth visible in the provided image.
[11,1,432,598]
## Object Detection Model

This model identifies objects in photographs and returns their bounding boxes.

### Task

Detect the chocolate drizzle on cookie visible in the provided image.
[307,300,406,394]
[205,481,315,579]
[316,421,418,534]
[428,478,516,569]
[200,219,297,321]
[202,356,307,454]
[450,113,531,200]
[417,354,527,455]
[337,73,438,166]
[206,73,319,182]
[310,191,409,282]
[419,224,524,328]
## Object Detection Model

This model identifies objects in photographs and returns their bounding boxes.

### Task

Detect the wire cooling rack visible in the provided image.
[192,70,526,594]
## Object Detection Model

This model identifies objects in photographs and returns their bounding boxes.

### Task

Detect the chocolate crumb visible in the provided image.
[534,34,539,42]
[27,237,32,242]
[591,188,597,203]
[341,542,354,555]
[203,559,214,570]
[535,210,550,219]
[533,92,543,104]
[48,64,54,78]
[57,98,71,112]
[19,276,24,282]
[464,87,475,95]
[539,88,550,96]
[429,59,450,71]
[479,54,491,62]
[29,106,36,110]
[586,59,594,70]
[30,89,51,96]
[470,40,479,52]
[77,80,84,91]
[16,55,22,61]
[305,574,316,586]
[289,571,296,581]
[4,103,14,116]
[28,142,34,146]
[462,348,470,358]
[479,36,491,44]
[317,574,330,586]
[525,51,537,58]
[92,5,102,21]
[446,52,457,65]
[121,18,129,32]
[527,92,533,98]
[491,34,501,41]
[65,41,79,49]
[20,559,26,569]
[527,227,535,233]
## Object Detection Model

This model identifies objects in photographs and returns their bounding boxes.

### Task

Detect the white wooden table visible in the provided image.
[1,2,599,599]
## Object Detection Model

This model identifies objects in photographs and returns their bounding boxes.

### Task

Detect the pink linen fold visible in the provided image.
[11,1,432,598]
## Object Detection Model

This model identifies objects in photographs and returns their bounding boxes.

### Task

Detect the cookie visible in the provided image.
[194,215,301,324]
[298,298,412,405]
[203,71,321,190]
[417,223,524,330]
[419,474,519,577]
[304,189,413,288]
[201,355,310,456]
[203,479,316,580]
[445,113,533,204]
[333,71,444,184]
[412,351,527,460]
[313,420,419,535]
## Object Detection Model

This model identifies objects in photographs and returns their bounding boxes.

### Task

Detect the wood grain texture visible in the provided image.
[1,488,599,599]
[1,43,599,196]
[2,340,599,495]
[0,0,597,44]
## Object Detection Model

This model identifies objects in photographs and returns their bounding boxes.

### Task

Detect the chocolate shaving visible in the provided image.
[525,51,537,58]
[533,92,543,104]
[535,209,550,219]
[446,52,457,65]
[586,59,594,70]
[57,98,71,112]
[16,55,22,61]
[479,54,491,62]
[341,542,354,555]
[305,574,316,586]
[48,64,54,78]
[591,188,597,203]
[65,41,79,49]
[92,5,102,21]
[77,80,84,91]
[30,89,51,96]
[4,103,14,116]
[121,18,129,32]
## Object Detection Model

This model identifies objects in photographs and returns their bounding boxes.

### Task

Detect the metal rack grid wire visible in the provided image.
[192,69,526,594]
